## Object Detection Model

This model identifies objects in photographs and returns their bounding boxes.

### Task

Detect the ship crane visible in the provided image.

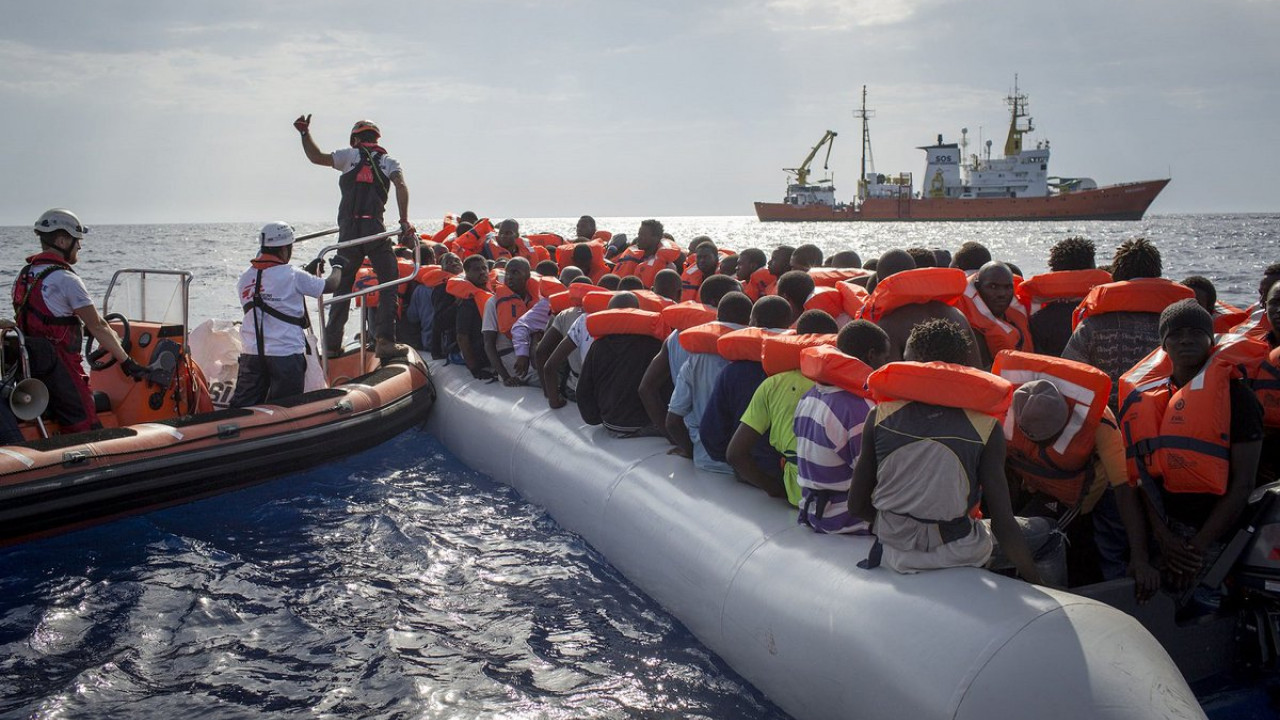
[784,130,837,187]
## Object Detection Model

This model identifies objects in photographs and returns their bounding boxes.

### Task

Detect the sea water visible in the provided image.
[0,215,1275,719]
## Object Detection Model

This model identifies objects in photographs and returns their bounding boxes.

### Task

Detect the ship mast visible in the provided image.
[855,85,875,202]
[1003,74,1034,157]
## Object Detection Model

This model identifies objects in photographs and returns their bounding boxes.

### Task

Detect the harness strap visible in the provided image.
[245,267,310,359]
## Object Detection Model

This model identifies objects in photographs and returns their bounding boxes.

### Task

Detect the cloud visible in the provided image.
[752,0,941,31]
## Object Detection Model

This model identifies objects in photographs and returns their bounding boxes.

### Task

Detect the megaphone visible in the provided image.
[5,377,48,421]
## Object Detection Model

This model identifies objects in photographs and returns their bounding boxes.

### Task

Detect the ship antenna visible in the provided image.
[855,85,876,202]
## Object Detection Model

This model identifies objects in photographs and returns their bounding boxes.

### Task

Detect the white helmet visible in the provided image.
[259,221,296,248]
[33,208,88,239]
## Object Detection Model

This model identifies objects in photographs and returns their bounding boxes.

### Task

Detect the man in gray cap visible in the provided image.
[1120,298,1264,597]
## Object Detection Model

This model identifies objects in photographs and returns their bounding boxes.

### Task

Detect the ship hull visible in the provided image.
[755,178,1169,222]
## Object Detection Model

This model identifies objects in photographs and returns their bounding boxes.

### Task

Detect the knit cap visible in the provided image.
[1158,298,1214,342]
[1013,379,1069,443]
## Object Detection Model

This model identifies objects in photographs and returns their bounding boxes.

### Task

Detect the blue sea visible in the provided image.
[0,214,1277,719]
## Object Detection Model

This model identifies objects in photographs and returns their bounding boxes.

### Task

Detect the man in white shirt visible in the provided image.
[229,222,343,407]
[294,115,413,359]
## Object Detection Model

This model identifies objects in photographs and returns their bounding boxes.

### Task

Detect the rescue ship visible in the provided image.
[0,237,435,546]
[754,83,1169,222]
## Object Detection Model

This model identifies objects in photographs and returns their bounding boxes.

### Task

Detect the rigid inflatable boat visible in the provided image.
[426,360,1204,720]
[0,268,434,546]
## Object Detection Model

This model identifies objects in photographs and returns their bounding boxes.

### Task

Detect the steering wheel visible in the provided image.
[86,313,132,371]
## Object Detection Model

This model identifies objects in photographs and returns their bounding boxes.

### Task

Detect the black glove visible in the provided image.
[294,114,311,135]
[329,255,347,272]
[121,358,148,381]
[304,258,325,276]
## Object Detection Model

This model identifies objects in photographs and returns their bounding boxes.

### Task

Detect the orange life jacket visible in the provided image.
[662,301,717,332]
[485,236,548,265]
[526,233,565,249]
[798,345,874,397]
[803,286,847,321]
[809,267,873,287]
[991,350,1113,506]
[837,281,869,318]
[1071,278,1195,329]
[445,276,493,314]
[678,321,741,354]
[956,274,1033,356]
[613,240,681,287]
[680,266,705,303]
[490,283,539,336]
[353,257,417,310]
[1213,300,1250,334]
[548,282,606,314]
[1118,335,1267,494]
[746,267,778,301]
[581,290,670,314]
[1229,304,1272,341]
[1015,269,1113,316]
[585,308,667,340]
[415,265,456,288]
[858,268,968,323]
[532,275,565,298]
[450,218,493,258]
[761,333,838,376]
[868,361,1014,418]
[428,224,456,246]
[555,241,610,283]
[717,327,786,362]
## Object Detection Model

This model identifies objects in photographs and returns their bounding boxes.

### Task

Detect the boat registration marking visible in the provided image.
[0,448,34,467]
[137,423,184,440]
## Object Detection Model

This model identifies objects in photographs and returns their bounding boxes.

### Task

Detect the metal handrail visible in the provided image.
[312,228,420,376]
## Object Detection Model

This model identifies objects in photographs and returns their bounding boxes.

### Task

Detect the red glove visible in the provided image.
[294,114,311,135]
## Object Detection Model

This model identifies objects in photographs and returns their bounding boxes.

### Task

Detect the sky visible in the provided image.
[2,0,1278,226]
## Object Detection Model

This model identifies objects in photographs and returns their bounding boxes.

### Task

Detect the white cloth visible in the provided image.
[551,308,585,388]
[238,263,325,356]
[332,147,402,178]
[567,313,594,360]
[35,266,93,316]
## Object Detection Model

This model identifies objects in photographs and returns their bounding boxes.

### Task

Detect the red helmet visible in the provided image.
[350,120,381,139]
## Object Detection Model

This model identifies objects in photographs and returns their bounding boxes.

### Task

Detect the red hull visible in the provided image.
[754,179,1169,222]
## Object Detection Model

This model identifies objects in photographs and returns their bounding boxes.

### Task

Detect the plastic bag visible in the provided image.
[189,319,242,409]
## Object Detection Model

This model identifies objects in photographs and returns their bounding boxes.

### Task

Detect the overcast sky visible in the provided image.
[2,0,1277,226]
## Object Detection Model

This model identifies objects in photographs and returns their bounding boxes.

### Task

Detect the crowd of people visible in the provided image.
[9,116,1280,605]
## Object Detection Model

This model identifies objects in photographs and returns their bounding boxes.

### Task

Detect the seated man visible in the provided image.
[1021,237,1107,357]
[1120,299,1264,598]
[667,291,753,472]
[652,268,683,304]
[848,319,1064,587]
[746,245,793,301]
[680,238,721,302]
[577,293,665,437]
[536,279,596,407]
[405,250,462,352]
[231,222,344,407]
[483,257,539,387]
[451,255,495,379]
[727,309,839,504]
[792,320,890,534]
[957,261,1032,368]
[863,249,980,365]
[776,271,814,325]
[14,209,147,432]
[790,244,824,273]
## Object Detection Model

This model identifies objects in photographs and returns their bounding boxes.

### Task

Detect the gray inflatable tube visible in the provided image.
[426,362,1204,720]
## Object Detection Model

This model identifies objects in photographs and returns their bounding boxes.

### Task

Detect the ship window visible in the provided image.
[1041,164,1047,170]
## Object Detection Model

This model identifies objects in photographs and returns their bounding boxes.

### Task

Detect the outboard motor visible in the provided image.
[1216,482,1280,670]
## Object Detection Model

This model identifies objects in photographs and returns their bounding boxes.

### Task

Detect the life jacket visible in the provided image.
[548,282,604,314]
[803,286,847,322]
[613,240,681,287]
[526,233,565,249]
[592,230,613,243]
[445,276,493,315]
[837,281,869,318]
[956,275,1033,356]
[1118,335,1267,494]
[427,224,456,246]
[798,345,874,397]
[717,327,786,362]
[809,267,873,287]
[490,282,539,336]
[1229,304,1272,341]
[746,267,777,301]
[1015,269,1113,316]
[450,218,494,258]
[337,143,391,222]
[581,291,670,314]
[484,235,542,264]
[354,256,417,311]
[991,350,1113,508]
[1253,344,1280,429]
[1213,300,1250,334]
[661,301,717,333]
[858,268,967,323]
[415,265,456,288]
[585,308,667,340]
[680,266,706,303]
[12,251,84,354]
[868,361,1014,418]
[1071,278,1195,329]
[761,333,837,376]
[678,321,742,354]
[554,240,611,283]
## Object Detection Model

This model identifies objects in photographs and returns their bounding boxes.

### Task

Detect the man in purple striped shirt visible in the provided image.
[793,321,891,534]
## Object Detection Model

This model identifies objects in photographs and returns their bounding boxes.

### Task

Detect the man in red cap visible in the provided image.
[294,115,414,359]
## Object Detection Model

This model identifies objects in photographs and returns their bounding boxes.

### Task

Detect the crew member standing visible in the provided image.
[294,114,414,359]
